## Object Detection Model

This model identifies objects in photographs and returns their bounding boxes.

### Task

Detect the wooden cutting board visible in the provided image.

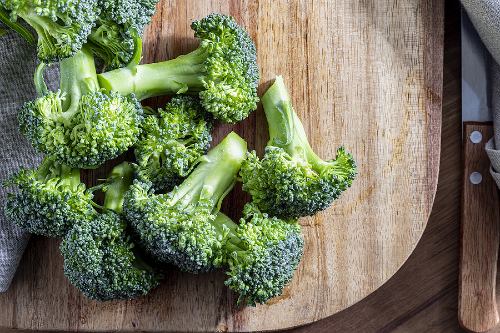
[0,0,444,331]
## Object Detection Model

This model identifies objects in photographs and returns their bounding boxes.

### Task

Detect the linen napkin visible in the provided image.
[0,26,57,292]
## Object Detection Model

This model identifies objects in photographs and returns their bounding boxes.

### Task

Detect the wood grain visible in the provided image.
[0,0,444,331]
[459,124,500,333]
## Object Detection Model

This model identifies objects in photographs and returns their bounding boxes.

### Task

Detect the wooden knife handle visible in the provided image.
[459,123,500,333]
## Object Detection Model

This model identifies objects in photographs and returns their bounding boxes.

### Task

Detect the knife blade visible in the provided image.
[459,10,500,333]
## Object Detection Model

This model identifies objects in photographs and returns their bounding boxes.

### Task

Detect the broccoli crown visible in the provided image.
[1,0,99,62]
[190,13,259,122]
[241,146,356,218]
[87,0,158,69]
[134,96,212,193]
[221,204,304,306]
[60,162,159,301]
[4,158,94,237]
[97,13,260,123]
[99,0,158,32]
[240,76,357,218]
[19,48,143,169]
[60,210,159,301]
[124,132,247,273]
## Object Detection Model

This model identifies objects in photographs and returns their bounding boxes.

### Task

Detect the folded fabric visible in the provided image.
[462,0,500,187]
[485,138,500,189]
[0,27,57,292]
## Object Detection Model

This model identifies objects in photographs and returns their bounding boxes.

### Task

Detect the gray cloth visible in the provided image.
[485,138,500,188]
[462,0,500,186]
[0,27,56,292]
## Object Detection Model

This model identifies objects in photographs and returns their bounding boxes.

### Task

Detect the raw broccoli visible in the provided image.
[240,76,357,218]
[124,132,247,273]
[87,0,159,70]
[97,13,259,123]
[0,0,99,62]
[18,47,143,169]
[134,95,212,193]
[60,162,160,301]
[4,157,94,237]
[217,205,304,306]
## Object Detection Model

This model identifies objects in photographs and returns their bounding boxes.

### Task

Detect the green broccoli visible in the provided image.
[97,13,259,123]
[18,47,143,169]
[4,157,95,237]
[240,76,357,218]
[218,205,303,306]
[134,95,212,193]
[86,0,159,70]
[0,0,99,62]
[60,162,160,301]
[123,132,247,273]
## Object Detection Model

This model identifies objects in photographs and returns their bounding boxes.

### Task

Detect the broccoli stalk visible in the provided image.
[166,132,245,211]
[102,161,135,213]
[98,13,259,123]
[4,157,95,237]
[19,47,143,169]
[98,44,212,99]
[240,76,357,218]
[60,162,160,301]
[55,47,100,119]
[262,76,354,177]
[124,132,247,273]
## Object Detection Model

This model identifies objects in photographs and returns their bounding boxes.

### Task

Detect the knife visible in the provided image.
[459,11,500,333]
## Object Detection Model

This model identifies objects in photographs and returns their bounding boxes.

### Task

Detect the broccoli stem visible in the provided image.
[262,76,328,172]
[59,47,99,118]
[211,213,245,251]
[36,158,81,188]
[103,162,134,213]
[169,132,247,212]
[0,7,35,45]
[97,47,208,100]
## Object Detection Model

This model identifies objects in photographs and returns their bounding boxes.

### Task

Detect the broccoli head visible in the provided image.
[124,132,247,273]
[240,76,357,219]
[4,157,94,237]
[18,47,143,168]
[87,0,159,70]
[98,13,259,123]
[134,95,212,193]
[60,162,160,301]
[0,0,98,62]
[217,204,304,306]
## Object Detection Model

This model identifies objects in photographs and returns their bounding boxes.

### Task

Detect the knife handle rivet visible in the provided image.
[470,172,483,185]
[470,131,483,144]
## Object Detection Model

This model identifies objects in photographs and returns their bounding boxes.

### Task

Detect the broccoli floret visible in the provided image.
[240,76,357,218]
[134,95,212,193]
[124,132,247,273]
[4,157,94,237]
[0,0,98,62]
[18,47,143,168]
[97,13,259,123]
[60,162,160,301]
[216,204,304,306]
[86,0,159,70]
